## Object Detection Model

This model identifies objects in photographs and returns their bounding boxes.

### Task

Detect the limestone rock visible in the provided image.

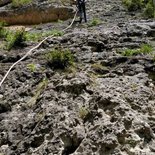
[0,0,74,25]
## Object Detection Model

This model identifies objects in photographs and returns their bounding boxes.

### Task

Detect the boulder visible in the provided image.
[0,0,74,25]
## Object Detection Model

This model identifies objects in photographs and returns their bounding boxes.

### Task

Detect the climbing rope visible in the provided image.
[0,9,78,88]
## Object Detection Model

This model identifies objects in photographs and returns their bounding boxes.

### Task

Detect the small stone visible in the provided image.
[0,94,3,99]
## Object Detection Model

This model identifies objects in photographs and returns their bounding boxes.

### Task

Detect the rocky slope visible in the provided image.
[0,0,155,155]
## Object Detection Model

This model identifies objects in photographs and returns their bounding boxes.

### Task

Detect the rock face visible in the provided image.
[0,0,155,155]
[0,0,74,25]
[0,0,11,7]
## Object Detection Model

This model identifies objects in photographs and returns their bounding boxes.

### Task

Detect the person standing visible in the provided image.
[76,0,87,23]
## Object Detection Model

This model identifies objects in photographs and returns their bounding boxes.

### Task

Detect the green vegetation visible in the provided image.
[25,29,64,41]
[12,0,32,7]
[28,78,48,107]
[88,18,101,27]
[140,43,153,53]
[121,44,153,56]
[122,0,143,11]
[0,22,8,38]
[144,2,155,18]
[79,107,90,120]
[91,63,107,71]
[91,63,109,75]
[27,63,37,72]
[25,32,41,42]
[45,49,74,69]
[126,139,137,147]
[0,26,64,50]
[0,21,7,27]
[0,23,26,50]
[6,28,26,50]
[0,27,7,39]
[122,49,139,56]
[122,0,155,18]
[57,19,64,23]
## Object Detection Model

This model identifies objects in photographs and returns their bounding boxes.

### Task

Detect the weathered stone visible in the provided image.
[0,0,74,25]
[0,0,155,154]
[0,0,11,7]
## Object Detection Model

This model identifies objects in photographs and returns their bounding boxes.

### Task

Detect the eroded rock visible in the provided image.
[0,0,74,25]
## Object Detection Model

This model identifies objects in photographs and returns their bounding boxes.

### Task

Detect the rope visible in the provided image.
[0,10,78,88]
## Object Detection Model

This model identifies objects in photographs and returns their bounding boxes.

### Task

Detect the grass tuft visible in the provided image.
[122,0,155,18]
[144,2,155,18]
[27,63,37,72]
[25,29,64,42]
[12,0,32,7]
[121,44,153,56]
[122,0,143,11]
[6,28,26,50]
[45,49,74,69]
[88,18,101,27]
[79,107,89,120]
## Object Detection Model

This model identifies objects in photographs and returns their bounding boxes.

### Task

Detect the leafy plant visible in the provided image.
[122,0,155,18]
[91,63,109,75]
[48,29,64,37]
[0,21,7,27]
[25,32,42,41]
[144,2,155,18]
[0,22,8,38]
[122,0,143,11]
[79,107,89,120]
[45,49,74,69]
[140,43,153,54]
[28,78,48,107]
[6,28,26,50]
[27,63,37,72]
[0,27,7,39]
[12,0,32,7]
[88,18,101,27]
[25,29,64,41]
[58,19,64,23]
[121,44,153,56]
[122,49,140,56]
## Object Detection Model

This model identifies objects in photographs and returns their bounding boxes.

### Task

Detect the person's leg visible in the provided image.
[78,2,82,23]
[82,2,87,22]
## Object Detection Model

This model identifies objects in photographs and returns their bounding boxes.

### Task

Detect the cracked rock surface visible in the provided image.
[0,0,155,155]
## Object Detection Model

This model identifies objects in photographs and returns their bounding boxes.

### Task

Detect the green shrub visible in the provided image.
[45,49,74,69]
[122,0,143,11]
[122,0,155,18]
[47,29,64,37]
[27,63,37,72]
[121,44,153,56]
[140,43,153,53]
[122,49,139,56]
[0,22,8,38]
[79,107,89,120]
[144,2,155,18]
[0,21,7,27]
[28,78,48,107]
[12,0,32,7]
[6,29,26,50]
[25,29,64,42]
[0,27,7,39]
[88,18,101,27]
[25,32,42,42]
